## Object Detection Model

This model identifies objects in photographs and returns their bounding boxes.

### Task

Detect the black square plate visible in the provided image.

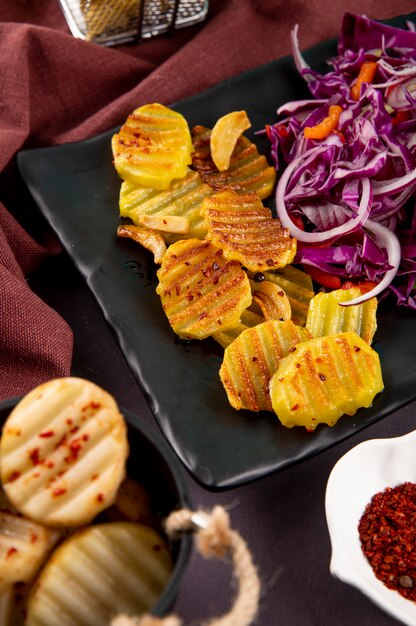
[17,12,416,488]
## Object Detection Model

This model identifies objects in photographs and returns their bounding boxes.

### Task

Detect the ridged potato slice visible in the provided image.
[202,189,297,272]
[0,378,128,527]
[0,511,59,593]
[210,111,251,171]
[112,103,193,190]
[156,238,252,340]
[305,287,378,344]
[119,170,212,243]
[191,125,276,200]
[270,332,384,431]
[219,320,312,412]
[25,522,173,626]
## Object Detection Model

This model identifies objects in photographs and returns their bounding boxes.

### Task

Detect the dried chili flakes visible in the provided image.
[358,482,416,601]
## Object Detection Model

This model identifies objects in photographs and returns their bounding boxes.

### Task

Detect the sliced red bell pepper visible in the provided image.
[303,265,342,290]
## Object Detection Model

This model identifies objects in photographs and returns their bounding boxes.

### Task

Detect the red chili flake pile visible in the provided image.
[358,482,416,601]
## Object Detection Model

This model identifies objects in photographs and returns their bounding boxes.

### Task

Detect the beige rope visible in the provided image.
[112,505,260,626]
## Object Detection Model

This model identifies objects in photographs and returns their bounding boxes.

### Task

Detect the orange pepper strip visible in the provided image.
[350,61,378,101]
[304,105,343,140]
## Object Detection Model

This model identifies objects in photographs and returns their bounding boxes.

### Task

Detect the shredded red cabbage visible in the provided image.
[266,13,416,307]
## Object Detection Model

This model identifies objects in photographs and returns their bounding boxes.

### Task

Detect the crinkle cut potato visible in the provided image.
[156,238,252,340]
[305,287,378,344]
[202,189,297,272]
[219,320,312,412]
[0,511,59,593]
[270,332,384,431]
[0,377,128,527]
[191,124,277,200]
[112,103,193,190]
[118,169,212,244]
[25,522,173,626]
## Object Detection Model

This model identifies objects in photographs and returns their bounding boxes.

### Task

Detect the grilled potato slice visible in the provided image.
[210,111,251,171]
[0,378,128,527]
[202,189,297,272]
[252,266,315,326]
[305,287,378,344]
[112,103,193,190]
[25,522,173,626]
[117,224,167,264]
[191,125,276,200]
[219,320,312,412]
[0,512,59,593]
[156,238,252,340]
[119,170,212,243]
[270,332,384,431]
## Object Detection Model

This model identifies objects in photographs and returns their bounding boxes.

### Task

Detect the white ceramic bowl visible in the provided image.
[325,430,416,626]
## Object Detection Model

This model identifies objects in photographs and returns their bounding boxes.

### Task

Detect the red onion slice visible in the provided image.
[276,148,372,243]
[373,168,416,197]
[339,219,401,306]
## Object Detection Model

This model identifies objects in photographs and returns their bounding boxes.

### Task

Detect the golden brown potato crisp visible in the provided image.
[270,332,384,431]
[202,189,297,272]
[219,319,312,412]
[191,125,276,200]
[0,378,128,527]
[156,238,252,340]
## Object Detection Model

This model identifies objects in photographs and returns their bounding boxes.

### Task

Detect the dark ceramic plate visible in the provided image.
[0,397,192,616]
[17,13,416,489]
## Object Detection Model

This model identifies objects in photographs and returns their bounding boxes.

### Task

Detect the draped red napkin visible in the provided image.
[0,0,414,400]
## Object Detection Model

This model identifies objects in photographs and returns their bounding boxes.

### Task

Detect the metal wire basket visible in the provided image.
[59,0,209,46]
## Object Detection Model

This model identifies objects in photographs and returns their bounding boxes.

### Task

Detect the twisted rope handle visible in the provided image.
[112,505,260,626]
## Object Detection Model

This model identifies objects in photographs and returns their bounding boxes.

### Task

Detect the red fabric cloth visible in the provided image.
[0,0,415,399]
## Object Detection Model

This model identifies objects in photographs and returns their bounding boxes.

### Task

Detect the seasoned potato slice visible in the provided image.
[0,378,128,527]
[220,320,312,412]
[192,125,276,200]
[202,189,297,272]
[112,103,193,190]
[119,170,212,243]
[156,238,252,340]
[25,522,173,626]
[0,512,59,593]
[270,332,384,431]
[210,111,251,171]
[305,287,378,344]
